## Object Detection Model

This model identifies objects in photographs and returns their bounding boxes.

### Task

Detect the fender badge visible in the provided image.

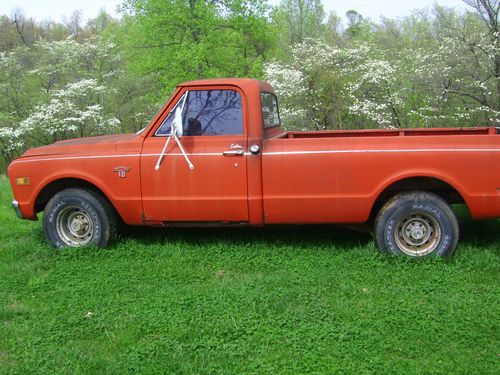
[113,166,130,178]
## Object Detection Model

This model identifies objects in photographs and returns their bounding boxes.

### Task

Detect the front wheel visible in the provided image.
[374,192,459,257]
[43,188,118,249]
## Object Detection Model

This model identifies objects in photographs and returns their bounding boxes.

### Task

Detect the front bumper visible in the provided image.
[12,200,23,219]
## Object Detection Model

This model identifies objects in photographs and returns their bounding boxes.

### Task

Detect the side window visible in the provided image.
[261,93,281,128]
[156,90,243,136]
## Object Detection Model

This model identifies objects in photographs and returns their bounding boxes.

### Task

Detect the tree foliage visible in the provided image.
[0,0,499,169]
[266,1,500,130]
[119,0,275,98]
[0,26,151,165]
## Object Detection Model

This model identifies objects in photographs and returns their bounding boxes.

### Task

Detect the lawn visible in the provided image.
[0,175,498,374]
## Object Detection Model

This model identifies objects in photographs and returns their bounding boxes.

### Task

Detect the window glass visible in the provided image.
[155,93,185,136]
[156,90,243,136]
[261,93,281,128]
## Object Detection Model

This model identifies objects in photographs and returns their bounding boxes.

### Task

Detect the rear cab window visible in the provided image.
[261,92,282,138]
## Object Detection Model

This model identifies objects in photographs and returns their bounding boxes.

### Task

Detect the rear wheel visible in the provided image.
[374,191,459,257]
[43,188,117,249]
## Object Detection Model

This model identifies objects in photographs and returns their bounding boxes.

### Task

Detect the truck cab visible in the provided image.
[138,79,275,226]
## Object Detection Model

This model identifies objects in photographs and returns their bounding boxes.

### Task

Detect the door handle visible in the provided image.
[222,150,244,156]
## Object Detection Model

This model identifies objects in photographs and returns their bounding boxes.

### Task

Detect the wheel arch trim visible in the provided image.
[31,172,119,219]
[369,171,470,217]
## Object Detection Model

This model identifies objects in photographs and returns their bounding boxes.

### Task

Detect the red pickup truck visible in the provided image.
[8,78,500,257]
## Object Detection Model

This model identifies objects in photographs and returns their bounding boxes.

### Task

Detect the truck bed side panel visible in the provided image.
[262,134,500,223]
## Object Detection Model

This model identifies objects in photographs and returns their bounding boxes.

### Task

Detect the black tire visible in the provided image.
[374,191,459,257]
[43,188,118,249]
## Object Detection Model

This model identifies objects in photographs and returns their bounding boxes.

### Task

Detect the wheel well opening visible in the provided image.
[35,178,112,214]
[370,177,466,221]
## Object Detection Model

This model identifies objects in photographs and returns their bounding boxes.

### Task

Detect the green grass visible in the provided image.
[0,176,498,374]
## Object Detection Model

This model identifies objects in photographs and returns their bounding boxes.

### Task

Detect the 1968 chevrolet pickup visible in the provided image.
[7,78,500,257]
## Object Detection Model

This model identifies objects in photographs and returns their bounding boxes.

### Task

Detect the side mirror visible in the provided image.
[173,106,183,137]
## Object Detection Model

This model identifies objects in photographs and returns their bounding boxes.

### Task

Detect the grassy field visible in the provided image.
[0,176,498,374]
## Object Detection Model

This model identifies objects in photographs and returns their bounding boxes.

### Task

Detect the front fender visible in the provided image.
[8,155,143,225]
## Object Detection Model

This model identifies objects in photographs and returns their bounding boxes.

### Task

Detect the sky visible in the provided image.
[318,0,469,21]
[0,0,470,23]
[0,0,122,21]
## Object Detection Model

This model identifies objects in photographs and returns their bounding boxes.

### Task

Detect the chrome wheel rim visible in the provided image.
[56,205,94,247]
[394,213,441,257]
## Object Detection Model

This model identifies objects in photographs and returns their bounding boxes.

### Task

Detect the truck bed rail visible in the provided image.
[287,127,498,139]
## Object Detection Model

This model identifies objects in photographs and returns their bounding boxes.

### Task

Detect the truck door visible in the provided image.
[140,88,249,223]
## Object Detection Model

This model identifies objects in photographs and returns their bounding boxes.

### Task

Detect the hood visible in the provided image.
[21,133,141,158]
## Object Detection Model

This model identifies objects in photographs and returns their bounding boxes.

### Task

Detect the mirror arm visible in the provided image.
[154,134,171,171]
[173,134,194,170]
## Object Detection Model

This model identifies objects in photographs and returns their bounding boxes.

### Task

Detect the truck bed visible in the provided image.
[262,126,500,224]
[285,127,499,139]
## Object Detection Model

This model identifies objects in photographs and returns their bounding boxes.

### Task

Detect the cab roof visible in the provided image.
[178,78,275,94]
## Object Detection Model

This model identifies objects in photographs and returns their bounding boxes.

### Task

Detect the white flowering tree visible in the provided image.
[16,79,119,146]
[0,46,40,161]
[0,37,126,163]
[265,39,348,130]
[341,46,410,128]
[265,2,499,131]
[410,5,500,126]
[265,40,409,129]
